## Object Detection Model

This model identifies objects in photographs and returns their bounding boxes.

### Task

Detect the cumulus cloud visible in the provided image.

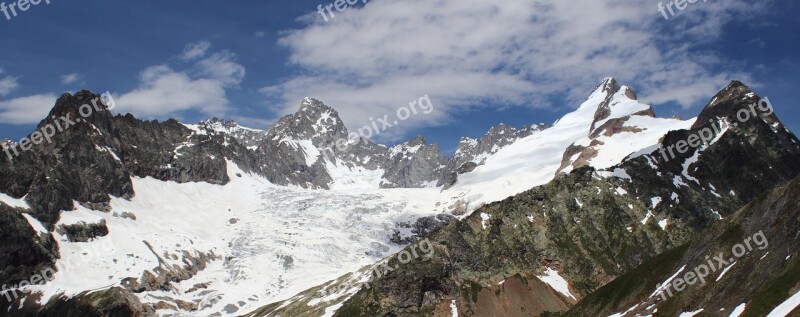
[181,41,212,60]
[115,47,245,119]
[61,73,82,85]
[264,0,765,141]
[0,94,58,124]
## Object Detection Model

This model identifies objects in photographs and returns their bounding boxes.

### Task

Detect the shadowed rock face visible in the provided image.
[0,205,58,291]
[382,136,447,188]
[0,91,239,230]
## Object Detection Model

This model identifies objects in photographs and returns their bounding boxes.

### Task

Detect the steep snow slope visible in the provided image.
[439,79,694,215]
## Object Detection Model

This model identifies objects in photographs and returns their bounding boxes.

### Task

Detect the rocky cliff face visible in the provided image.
[237,97,448,189]
[296,82,800,317]
[382,136,447,188]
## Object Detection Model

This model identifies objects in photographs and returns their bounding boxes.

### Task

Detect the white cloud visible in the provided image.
[255,31,266,38]
[115,48,245,119]
[61,73,81,85]
[181,41,212,60]
[0,94,58,124]
[0,68,54,124]
[196,51,246,86]
[265,0,765,141]
[0,75,18,97]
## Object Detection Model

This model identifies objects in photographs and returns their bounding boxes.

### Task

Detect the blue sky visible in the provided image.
[0,0,797,154]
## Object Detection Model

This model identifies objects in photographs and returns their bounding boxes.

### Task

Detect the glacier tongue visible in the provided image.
[28,160,443,316]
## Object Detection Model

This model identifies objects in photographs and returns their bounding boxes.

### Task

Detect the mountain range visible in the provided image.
[0,78,798,317]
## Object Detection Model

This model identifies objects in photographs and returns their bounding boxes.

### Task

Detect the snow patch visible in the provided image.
[22,214,48,235]
[729,303,746,317]
[0,192,28,208]
[767,289,800,317]
[480,213,492,230]
[679,309,704,317]
[450,300,459,317]
[537,268,576,301]
[716,262,737,282]
[650,265,686,298]
[597,168,631,180]
[651,197,662,209]
[641,211,655,225]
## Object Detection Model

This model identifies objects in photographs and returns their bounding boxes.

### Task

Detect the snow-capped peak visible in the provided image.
[587,77,621,101]
[440,78,695,217]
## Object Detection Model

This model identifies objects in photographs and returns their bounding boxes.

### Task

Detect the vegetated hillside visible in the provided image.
[565,173,800,317]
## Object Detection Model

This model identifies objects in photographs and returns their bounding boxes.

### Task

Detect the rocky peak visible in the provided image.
[709,80,751,104]
[484,122,547,145]
[398,135,427,147]
[692,80,760,129]
[452,137,478,155]
[382,135,446,188]
[486,123,514,135]
[388,135,436,158]
[299,97,332,112]
[589,80,648,132]
[267,98,348,147]
[591,77,621,98]
[713,80,754,105]
[39,91,115,134]
[193,117,267,148]
[200,117,238,129]
[620,85,638,100]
